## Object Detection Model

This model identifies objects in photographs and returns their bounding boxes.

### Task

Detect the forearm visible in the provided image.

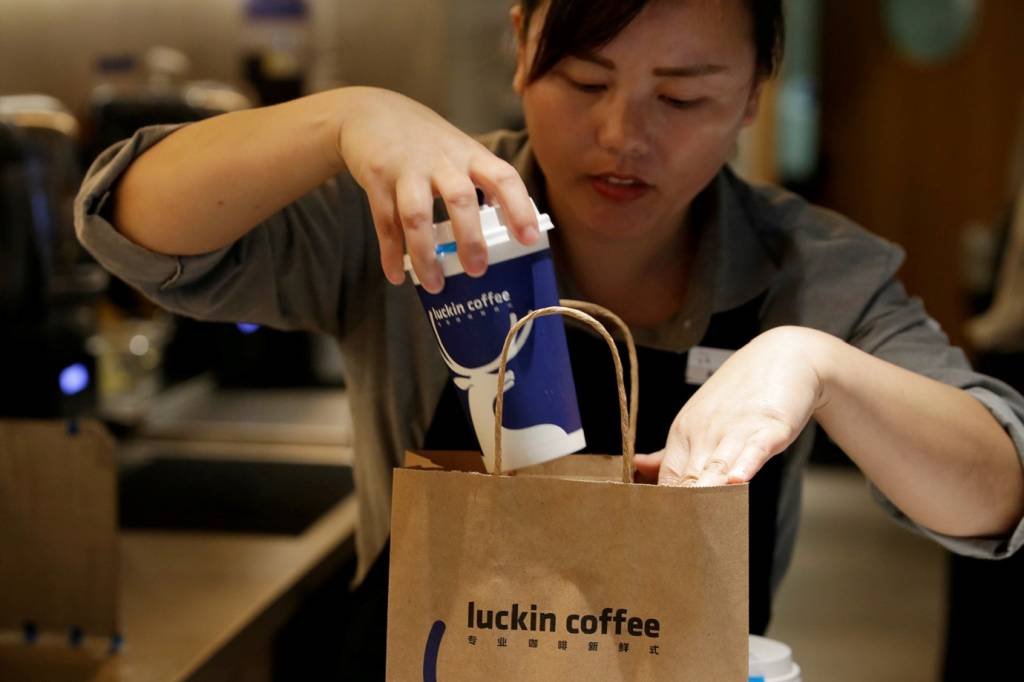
[809,329,1024,538]
[113,88,349,256]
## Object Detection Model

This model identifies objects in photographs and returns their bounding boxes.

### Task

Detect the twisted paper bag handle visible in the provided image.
[492,300,638,484]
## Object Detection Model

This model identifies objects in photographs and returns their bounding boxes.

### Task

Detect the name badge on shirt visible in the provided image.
[685,346,735,385]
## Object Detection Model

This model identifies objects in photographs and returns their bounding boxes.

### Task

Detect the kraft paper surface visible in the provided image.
[387,452,748,680]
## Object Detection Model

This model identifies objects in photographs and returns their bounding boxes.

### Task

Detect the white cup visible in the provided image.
[749,635,802,682]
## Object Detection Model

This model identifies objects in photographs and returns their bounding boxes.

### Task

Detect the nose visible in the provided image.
[595,93,650,159]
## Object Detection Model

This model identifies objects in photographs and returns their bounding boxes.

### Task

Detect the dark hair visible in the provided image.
[519,0,785,82]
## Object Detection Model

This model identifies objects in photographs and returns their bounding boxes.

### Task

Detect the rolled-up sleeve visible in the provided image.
[74,124,382,337]
[75,124,190,290]
[848,260,1024,559]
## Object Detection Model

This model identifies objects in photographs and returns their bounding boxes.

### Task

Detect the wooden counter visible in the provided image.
[0,495,358,682]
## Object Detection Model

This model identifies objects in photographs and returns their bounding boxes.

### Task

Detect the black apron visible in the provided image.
[423,293,783,635]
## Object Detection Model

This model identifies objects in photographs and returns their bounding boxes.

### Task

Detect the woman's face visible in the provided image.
[513,0,762,244]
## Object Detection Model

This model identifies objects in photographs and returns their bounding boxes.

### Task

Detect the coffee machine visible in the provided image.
[0,95,108,418]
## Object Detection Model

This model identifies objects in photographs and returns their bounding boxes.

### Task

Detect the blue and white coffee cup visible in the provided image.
[405,202,586,472]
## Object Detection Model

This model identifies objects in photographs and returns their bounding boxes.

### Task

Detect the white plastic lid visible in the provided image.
[749,635,800,679]
[402,202,553,275]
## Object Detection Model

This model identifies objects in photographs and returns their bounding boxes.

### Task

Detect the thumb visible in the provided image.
[633,451,664,484]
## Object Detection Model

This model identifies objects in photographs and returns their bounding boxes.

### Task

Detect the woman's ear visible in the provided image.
[510,4,528,95]
[742,77,766,126]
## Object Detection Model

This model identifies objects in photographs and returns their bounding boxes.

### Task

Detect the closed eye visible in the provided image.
[564,76,607,94]
[660,95,706,110]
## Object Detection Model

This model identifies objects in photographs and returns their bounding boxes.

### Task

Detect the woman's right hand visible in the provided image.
[335,87,540,293]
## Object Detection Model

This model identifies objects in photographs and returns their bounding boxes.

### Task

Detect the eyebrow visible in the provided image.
[577,52,728,77]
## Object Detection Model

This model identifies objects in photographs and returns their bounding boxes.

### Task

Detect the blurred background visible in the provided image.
[1,1,1022,680]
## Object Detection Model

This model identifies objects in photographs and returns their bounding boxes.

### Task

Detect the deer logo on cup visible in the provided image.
[429,310,577,466]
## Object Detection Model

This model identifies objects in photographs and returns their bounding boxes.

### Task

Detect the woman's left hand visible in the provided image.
[634,326,831,486]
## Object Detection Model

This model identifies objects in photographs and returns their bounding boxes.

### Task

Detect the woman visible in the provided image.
[76,0,1024,672]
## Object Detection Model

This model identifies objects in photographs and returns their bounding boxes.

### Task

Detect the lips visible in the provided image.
[589,173,652,202]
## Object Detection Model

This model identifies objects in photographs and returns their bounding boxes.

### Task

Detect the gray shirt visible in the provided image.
[75,125,1024,588]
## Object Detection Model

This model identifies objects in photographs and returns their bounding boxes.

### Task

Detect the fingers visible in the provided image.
[373,149,536,290]
[633,451,664,484]
[723,441,772,485]
[726,422,790,483]
[395,175,444,293]
[470,155,538,245]
[433,169,487,277]
[657,424,692,487]
[655,420,789,488]
[366,191,406,286]
[692,425,787,487]
[341,93,537,285]
[692,431,748,487]
[688,440,745,489]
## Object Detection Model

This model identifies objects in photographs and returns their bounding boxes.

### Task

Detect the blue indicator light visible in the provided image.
[236,322,260,335]
[59,363,90,396]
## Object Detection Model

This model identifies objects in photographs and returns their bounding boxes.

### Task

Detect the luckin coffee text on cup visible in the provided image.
[429,290,513,321]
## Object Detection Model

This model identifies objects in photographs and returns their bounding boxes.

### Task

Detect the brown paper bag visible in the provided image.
[387,304,749,680]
